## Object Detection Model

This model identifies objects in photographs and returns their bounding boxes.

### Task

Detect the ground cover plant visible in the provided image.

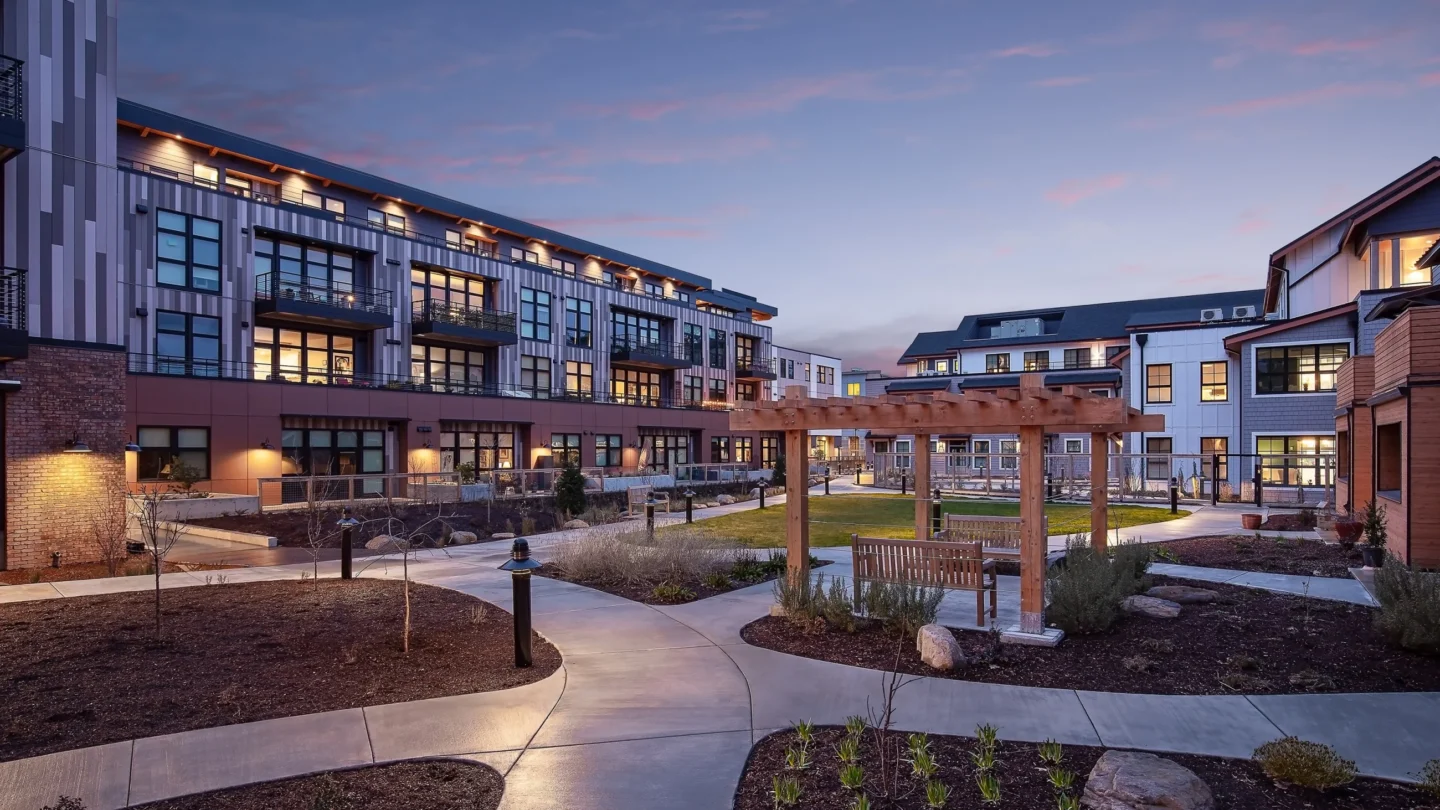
[1151,534,1359,577]
[0,579,559,761]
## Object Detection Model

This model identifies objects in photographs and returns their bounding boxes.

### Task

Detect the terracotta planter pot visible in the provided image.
[1335,521,1363,545]
[1241,513,1262,530]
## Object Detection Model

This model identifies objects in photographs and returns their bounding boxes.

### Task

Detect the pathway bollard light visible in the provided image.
[1170,477,1179,515]
[900,474,908,496]
[824,466,831,496]
[685,489,696,523]
[498,538,542,668]
[645,497,656,537]
[337,509,360,580]
[931,487,942,535]
[855,466,861,485]
[758,482,766,509]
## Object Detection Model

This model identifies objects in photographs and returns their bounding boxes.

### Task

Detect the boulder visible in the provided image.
[563,519,590,530]
[916,624,964,671]
[449,531,478,546]
[492,532,516,540]
[1122,595,1182,619]
[716,494,737,505]
[1081,750,1214,810]
[1145,585,1218,605]
[364,534,404,551]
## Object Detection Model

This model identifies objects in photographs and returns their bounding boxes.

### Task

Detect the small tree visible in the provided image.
[166,456,205,495]
[89,469,132,577]
[135,486,183,639]
[357,496,458,654]
[300,477,335,586]
[1363,499,1388,549]
[771,452,787,489]
[554,463,587,519]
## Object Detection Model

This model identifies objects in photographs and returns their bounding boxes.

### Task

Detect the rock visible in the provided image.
[717,494,737,505]
[1082,751,1213,810]
[364,534,405,551]
[1122,595,1182,619]
[1145,585,1218,605]
[492,532,516,540]
[769,604,789,618]
[563,519,590,530]
[449,531,478,545]
[916,624,965,671]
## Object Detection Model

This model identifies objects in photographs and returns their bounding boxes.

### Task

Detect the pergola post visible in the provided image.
[1018,424,1045,634]
[914,432,931,539]
[1090,432,1109,552]
[785,428,810,583]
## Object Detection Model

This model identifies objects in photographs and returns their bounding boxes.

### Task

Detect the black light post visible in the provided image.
[337,509,360,580]
[931,487,942,535]
[900,474,907,496]
[685,489,696,523]
[645,497,656,537]
[824,466,831,496]
[498,538,542,668]
[1169,477,1179,515]
[758,482,766,509]
[855,465,861,485]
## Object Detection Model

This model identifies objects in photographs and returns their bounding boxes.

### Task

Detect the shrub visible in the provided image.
[554,464,588,518]
[820,574,856,632]
[551,527,738,588]
[1045,543,1135,635]
[702,571,731,590]
[771,453,787,489]
[1253,737,1356,790]
[1110,541,1152,593]
[40,799,86,810]
[1418,759,1440,799]
[731,550,766,582]
[774,569,822,618]
[859,580,944,637]
[1362,499,1388,548]
[1372,557,1440,655]
[650,582,696,603]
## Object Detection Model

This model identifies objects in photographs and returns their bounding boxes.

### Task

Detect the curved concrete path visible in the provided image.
[3,533,1435,809]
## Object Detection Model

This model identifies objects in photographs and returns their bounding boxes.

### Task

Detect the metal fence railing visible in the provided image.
[412,299,517,335]
[255,270,393,316]
[0,267,26,331]
[0,56,22,121]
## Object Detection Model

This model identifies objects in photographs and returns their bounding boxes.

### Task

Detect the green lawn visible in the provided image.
[675,494,1188,548]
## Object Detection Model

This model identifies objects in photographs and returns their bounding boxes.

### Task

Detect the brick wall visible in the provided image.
[4,344,128,569]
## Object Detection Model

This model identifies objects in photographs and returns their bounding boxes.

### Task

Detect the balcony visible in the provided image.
[411,300,517,348]
[735,355,777,381]
[254,272,392,330]
[0,56,23,163]
[0,268,26,360]
[609,338,694,370]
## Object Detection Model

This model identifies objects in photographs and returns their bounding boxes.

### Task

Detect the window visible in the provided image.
[155,310,220,377]
[1377,424,1402,494]
[1065,439,1083,454]
[551,433,581,468]
[439,428,513,472]
[709,378,727,403]
[644,281,664,298]
[302,190,346,216]
[156,210,221,292]
[1200,361,1228,401]
[985,353,1009,373]
[367,209,405,233]
[684,375,703,405]
[1370,232,1439,288]
[255,237,355,300]
[1255,344,1350,394]
[520,288,552,341]
[410,344,486,391]
[761,436,780,467]
[734,437,753,463]
[223,173,253,196]
[1257,436,1336,486]
[1063,348,1090,369]
[737,381,758,401]
[192,163,218,189]
[1146,437,1172,480]
[709,328,727,369]
[254,327,355,384]
[1089,388,1112,397]
[1106,345,1126,361]
[509,246,541,265]
[564,299,593,347]
[410,268,486,317]
[565,360,593,399]
[846,381,861,396]
[683,324,703,365]
[1000,439,1018,470]
[804,363,811,381]
[895,439,912,469]
[1146,364,1172,403]
[613,367,662,406]
[613,311,662,348]
[137,427,210,481]
[596,434,623,468]
[1023,351,1049,371]
[520,355,551,398]
[551,257,577,277]
[1337,429,1351,480]
[972,439,990,469]
[736,334,761,370]
[711,436,731,463]
[817,366,835,385]
[641,433,689,469]
[445,229,462,248]
[1200,437,1228,480]
[281,429,385,477]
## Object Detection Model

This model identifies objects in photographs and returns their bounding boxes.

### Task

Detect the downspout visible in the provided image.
[1134,334,1148,456]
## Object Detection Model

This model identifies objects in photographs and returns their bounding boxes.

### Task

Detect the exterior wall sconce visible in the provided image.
[125,436,141,452]
[259,438,276,450]
[63,434,92,453]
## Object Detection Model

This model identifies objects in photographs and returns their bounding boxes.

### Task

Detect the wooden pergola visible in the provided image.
[732,374,1164,636]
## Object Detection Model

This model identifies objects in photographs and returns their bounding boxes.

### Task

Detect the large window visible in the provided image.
[1146,437,1172,480]
[137,427,210,481]
[817,366,835,385]
[596,434,623,468]
[736,334,760,369]
[1200,361,1228,401]
[709,328,727,369]
[613,367,662,406]
[565,299,593,347]
[1201,437,1228,480]
[439,428,514,472]
[411,344,486,390]
[684,375,703,405]
[1370,232,1439,289]
[301,190,346,216]
[846,382,861,396]
[156,310,220,376]
[411,268,485,315]
[1257,435,1336,486]
[737,381,758,402]
[520,288,552,341]
[1063,348,1090,369]
[255,237,355,296]
[711,436,730,463]
[551,433,581,467]
[641,433,689,469]
[613,311,662,347]
[520,355,551,397]
[254,327,354,384]
[280,429,384,477]
[157,210,221,292]
[761,436,780,467]
[734,437,753,463]
[1023,351,1049,371]
[1146,364,1172,403]
[683,324,703,365]
[565,360,593,399]
[985,353,1009,373]
[510,247,541,265]
[368,209,405,233]
[709,378,727,403]
[1255,344,1349,394]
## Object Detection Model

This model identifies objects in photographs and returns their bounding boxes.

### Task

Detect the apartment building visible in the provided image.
[772,344,851,459]
[0,0,783,569]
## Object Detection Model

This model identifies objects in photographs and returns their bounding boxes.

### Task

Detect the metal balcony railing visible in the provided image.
[412,299,517,334]
[609,337,691,364]
[0,56,22,121]
[736,355,775,376]
[254,271,392,315]
[0,267,26,331]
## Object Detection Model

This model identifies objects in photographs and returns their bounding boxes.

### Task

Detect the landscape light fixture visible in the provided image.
[337,508,361,580]
[259,438,275,450]
[63,434,92,453]
[498,539,542,667]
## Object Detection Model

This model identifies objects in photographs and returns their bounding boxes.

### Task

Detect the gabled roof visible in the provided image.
[1222,302,1357,351]
[899,330,962,362]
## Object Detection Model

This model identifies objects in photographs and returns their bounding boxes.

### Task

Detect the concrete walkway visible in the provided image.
[2,533,1436,810]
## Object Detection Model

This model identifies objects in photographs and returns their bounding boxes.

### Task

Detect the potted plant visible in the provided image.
[1334,514,1363,549]
[1360,499,1388,568]
[1241,513,1263,530]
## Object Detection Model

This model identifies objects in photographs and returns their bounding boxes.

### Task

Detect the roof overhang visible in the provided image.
[1223,302,1357,352]
[1365,286,1440,321]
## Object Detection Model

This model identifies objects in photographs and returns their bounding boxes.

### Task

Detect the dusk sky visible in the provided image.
[120,1,1440,373]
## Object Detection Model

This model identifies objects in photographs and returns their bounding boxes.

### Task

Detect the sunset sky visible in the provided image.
[120,0,1440,373]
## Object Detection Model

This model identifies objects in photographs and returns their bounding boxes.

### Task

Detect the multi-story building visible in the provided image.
[772,344,849,459]
[0,0,783,569]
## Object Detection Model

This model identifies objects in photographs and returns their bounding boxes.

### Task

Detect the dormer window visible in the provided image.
[1368,232,1438,289]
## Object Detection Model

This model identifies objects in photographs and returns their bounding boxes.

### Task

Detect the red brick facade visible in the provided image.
[4,344,128,569]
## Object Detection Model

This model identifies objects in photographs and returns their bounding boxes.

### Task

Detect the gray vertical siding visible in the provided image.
[1237,313,1355,453]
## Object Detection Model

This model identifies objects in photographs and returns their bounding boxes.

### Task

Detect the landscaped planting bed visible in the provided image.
[0,560,232,586]
[742,576,1439,695]
[736,726,1434,810]
[130,760,503,810]
[1153,534,1360,577]
[0,579,559,762]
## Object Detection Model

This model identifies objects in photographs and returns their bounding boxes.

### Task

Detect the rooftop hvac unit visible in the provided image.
[991,317,1045,338]
[1233,305,1258,319]
[1199,308,1224,322]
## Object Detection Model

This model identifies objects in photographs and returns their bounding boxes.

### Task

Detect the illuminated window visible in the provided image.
[1257,435,1336,486]
[1023,351,1049,371]
[550,433,581,467]
[1200,361,1228,401]
[1146,437,1172,480]
[192,163,218,188]
[846,382,861,396]
[520,355,551,397]
[1146,364,1172,404]
[985,353,1009,373]
[137,427,210,481]
[565,360,593,399]
[1201,437,1228,480]
[1255,344,1349,394]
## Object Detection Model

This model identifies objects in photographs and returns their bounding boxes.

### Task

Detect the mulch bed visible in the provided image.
[740,576,1439,696]
[736,727,1434,810]
[133,760,503,810]
[1154,535,1360,578]
[0,579,559,762]
[536,558,831,605]
[0,560,233,586]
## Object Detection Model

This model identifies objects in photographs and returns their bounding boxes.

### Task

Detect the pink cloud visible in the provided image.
[1211,53,1245,70]
[1234,208,1271,234]
[993,44,1060,58]
[1290,36,1385,56]
[1201,82,1402,116]
[1420,72,1440,87]
[572,99,687,121]
[1030,75,1092,88]
[1044,173,1129,206]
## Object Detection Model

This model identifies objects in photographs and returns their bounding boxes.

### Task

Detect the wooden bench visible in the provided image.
[627,485,670,515]
[937,514,1048,561]
[851,534,997,626]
